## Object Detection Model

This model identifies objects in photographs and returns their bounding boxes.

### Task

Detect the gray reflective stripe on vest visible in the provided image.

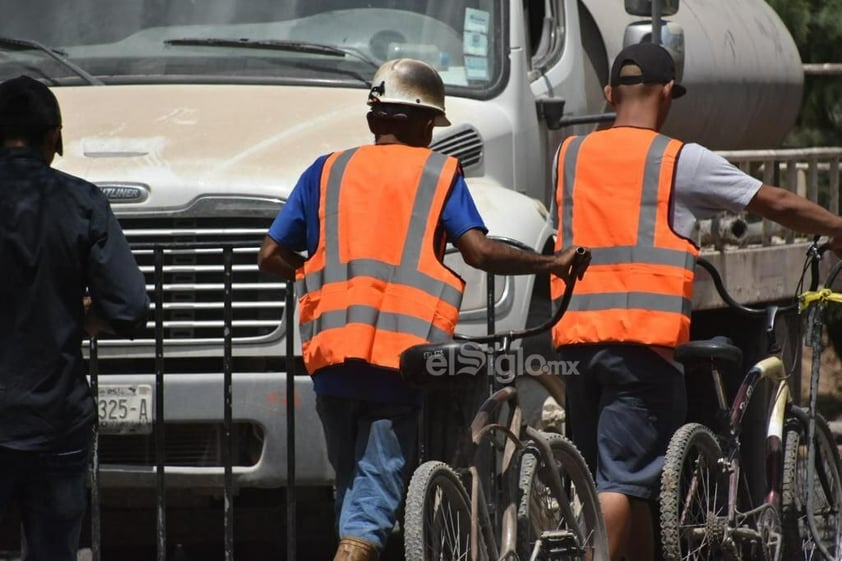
[298,148,462,339]
[299,305,452,344]
[566,292,692,317]
[324,148,359,268]
[560,136,584,247]
[637,135,672,245]
[297,258,462,308]
[590,246,695,271]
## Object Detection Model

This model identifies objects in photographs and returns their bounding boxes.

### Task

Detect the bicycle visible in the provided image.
[787,243,842,561]
[659,239,842,561]
[398,247,609,561]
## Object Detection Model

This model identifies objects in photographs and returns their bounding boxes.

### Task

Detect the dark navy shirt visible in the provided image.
[0,148,149,451]
[268,152,487,403]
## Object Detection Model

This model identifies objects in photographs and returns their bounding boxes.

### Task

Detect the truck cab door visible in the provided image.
[527,0,609,120]
[523,0,603,205]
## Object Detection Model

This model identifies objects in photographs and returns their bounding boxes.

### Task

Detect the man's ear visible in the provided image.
[53,128,63,156]
[603,85,614,105]
[366,111,378,135]
[662,81,674,101]
[421,119,435,147]
[42,127,62,163]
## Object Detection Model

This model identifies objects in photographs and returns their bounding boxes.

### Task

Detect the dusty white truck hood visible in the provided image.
[51,83,551,333]
[50,83,548,247]
[52,84,380,209]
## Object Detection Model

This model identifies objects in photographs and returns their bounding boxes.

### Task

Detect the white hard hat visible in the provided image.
[367,58,450,126]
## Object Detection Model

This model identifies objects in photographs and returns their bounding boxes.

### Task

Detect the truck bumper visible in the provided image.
[92,373,334,488]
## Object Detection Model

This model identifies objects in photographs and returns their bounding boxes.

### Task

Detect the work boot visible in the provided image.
[333,536,379,561]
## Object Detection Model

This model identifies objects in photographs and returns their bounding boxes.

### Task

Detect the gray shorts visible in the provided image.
[560,344,687,501]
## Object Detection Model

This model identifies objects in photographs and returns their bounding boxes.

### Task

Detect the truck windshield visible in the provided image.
[0,0,503,96]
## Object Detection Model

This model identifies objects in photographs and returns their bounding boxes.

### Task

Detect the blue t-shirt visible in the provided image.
[268,152,487,403]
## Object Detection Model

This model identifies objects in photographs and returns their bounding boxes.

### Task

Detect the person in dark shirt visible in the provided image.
[0,75,148,561]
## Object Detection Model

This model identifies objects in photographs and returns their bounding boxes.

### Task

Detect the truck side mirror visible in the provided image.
[622,21,685,82]
[625,0,679,17]
[536,98,566,130]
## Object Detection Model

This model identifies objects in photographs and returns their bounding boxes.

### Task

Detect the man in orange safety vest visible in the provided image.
[551,42,842,561]
[259,58,587,561]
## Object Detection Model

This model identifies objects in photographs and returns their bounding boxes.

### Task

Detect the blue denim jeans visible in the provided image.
[0,437,92,561]
[316,395,419,551]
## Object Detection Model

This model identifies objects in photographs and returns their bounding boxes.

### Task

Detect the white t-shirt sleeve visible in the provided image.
[671,143,762,239]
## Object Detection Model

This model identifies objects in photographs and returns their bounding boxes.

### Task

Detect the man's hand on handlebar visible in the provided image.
[552,246,591,284]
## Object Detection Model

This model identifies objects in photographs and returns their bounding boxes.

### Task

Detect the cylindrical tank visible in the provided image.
[580,0,803,150]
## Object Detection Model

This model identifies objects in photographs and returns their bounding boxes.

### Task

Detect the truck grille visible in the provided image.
[103,215,285,346]
[99,422,263,467]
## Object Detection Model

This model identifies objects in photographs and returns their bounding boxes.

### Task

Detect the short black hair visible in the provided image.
[0,75,63,153]
[0,123,53,152]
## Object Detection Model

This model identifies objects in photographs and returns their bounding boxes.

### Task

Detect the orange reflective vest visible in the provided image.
[550,128,699,348]
[296,145,465,373]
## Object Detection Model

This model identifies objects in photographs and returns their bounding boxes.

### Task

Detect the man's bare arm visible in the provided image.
[257,236,305,281]
[453,229,588,280]
[746,185,842,254]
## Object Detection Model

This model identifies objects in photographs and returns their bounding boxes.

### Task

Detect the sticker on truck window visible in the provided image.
[465,56,490,81]
[463,7,490,79]
[464,31,488,57]
[464,8,490,34]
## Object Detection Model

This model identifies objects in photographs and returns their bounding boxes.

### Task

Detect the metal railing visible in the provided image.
[702,147,842,250]
[87,243,299,561]
[82,241,511,560]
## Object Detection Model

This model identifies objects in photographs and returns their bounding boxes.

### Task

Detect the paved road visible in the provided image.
[0,490,408,561]
[1,537,406,560]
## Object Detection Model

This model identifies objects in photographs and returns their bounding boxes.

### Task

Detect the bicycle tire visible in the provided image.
[404,460,484,561]
[782,413,842,561]
[517,431,609,561]
[660,423,726,561]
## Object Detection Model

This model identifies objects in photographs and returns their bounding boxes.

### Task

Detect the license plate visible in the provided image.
[97,384,154,435]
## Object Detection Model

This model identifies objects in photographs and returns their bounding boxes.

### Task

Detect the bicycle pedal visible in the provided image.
[530,530,579,561]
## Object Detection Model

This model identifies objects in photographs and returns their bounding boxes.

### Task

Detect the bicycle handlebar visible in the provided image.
[698,236,832,317]
[453,247,589,346]
[695,258,769,317]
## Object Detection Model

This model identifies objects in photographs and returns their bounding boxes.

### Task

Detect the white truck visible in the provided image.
[0,0,812,543]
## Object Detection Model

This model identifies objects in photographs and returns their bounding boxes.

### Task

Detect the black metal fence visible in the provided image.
[82,241,508,560]
[86,244,299,561]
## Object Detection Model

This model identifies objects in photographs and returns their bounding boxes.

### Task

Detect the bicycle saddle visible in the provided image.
[674,336,743,373]
[399,341,487,388]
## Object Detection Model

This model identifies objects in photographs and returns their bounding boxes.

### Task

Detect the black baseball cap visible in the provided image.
[609,42,686,99]
[0,75,63,154]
